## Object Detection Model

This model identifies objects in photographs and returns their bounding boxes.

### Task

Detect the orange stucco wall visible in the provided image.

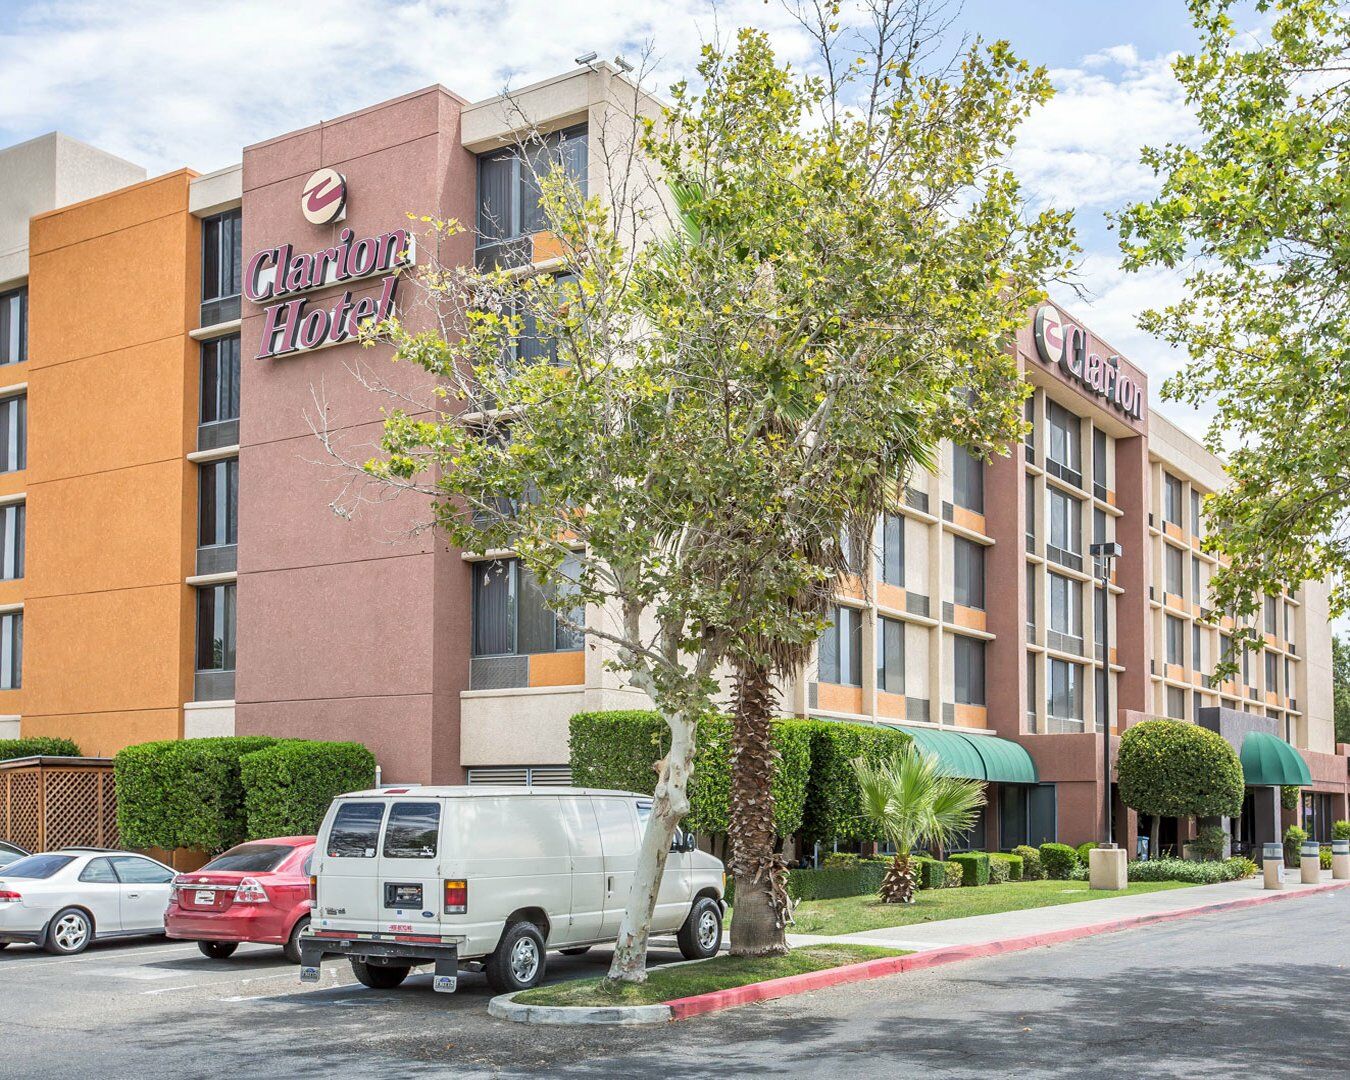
[15,170,199,756]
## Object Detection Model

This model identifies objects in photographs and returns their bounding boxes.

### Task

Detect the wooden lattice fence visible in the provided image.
[0,757,118,852]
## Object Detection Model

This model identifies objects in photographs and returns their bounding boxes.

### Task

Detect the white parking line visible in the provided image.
[0,942,204,968]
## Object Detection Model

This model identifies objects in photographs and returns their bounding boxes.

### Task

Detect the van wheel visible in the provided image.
[486,922,547,993]
[198,941,238,959]
[677,897,723,960]
[350,959,410,990]
[283,917,309,964]
[560,946,591,956]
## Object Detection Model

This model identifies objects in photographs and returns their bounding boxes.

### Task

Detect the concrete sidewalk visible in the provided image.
[787,871,1347,954]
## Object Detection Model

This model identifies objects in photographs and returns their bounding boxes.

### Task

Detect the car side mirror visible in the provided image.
[670,830,697,854]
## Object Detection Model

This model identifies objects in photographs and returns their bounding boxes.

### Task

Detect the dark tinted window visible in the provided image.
[111,856,174,884]
[202,844,293,873]
[1,611,20,691]
[199,458,239,547]
[201,336,240,424]
[327,802,386,858]
[953,537,985,610]
[0,854,73,879]
[2,502,24,580]
[78,857,118,883]
[0,287,25,366]
[196,583,236,672]
[952,446,984,512]
[953,634,985,705]
[202,210,242,304]
[0,393,26,472]
[383,802,441,859]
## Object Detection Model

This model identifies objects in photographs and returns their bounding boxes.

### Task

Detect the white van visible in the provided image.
[299,786,726,994]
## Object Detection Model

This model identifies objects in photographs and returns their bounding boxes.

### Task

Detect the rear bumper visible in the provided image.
[165,907,291,946]
[0,928,43,945]
[299,931,465,991]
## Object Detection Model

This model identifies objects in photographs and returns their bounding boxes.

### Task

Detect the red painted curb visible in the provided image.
[665,879,1349,1021]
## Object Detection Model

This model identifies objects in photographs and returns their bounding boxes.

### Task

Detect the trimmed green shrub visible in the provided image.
[1013,845,1043,880]
[1283,824,1308,868]
[913,856,946,890]
[797,720,913,844]
[1281,785,1301,811]
[1075,841,1096,866]
[788,864,889,902]
[988,857,1010,884]
[950,851,990,886]
[1128,856,1255,884]
[1319,845,1333,870]
[821,852,862,870]
[943,860,964,888]
[1040,842,1078,880]
[567,710,811,836]
[989,852,1024,881]
[115,736,278,852]
[1190,825,1229,861]
[1117,719,1245,827]
[1332,820,1350,841]
[0,737,82,760]
[240,741,376,839]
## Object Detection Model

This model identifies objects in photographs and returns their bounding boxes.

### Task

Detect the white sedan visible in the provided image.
[0,848,176,955]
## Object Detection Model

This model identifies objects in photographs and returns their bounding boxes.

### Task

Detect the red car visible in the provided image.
[165,836,314,961]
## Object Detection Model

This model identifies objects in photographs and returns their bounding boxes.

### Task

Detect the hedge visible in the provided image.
[1128,856,1256,884]
[725,862,889,905]
[240,740,376,839]
[943,859,964,887]
[1013,845,1043,880]
[1075,841,1096,866]
[989,852,1023,881]
[1117,719,1244,821]
[914,855,947,890]
[115,736,278,852]
[1333,820,1350,841]
[797,719,912,844]
[988,857,1010,884]
[1040,842,1078,880]
[1283,824,1308,868]
[0,737,82,761]
[950,851,990,886]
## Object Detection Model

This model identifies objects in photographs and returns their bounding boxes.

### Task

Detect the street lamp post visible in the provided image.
[1089,541,1122,847]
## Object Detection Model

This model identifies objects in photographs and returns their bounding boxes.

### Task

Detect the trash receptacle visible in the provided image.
[1300,840,1321,884]
[1333,839,1349,881]
[1262,842,1284,890]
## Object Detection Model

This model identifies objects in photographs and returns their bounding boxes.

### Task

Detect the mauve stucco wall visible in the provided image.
[235,87,475,783]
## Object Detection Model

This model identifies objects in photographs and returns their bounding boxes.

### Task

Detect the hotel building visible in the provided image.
[0,65,1344,853]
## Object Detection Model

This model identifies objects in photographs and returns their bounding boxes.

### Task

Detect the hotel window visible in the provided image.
[1285,657,1294,697]
[1047,657,1083,728]
[1094,581,1107,646]
[820,605,863,687]
[952,536,985,610]
[877,512,903,587]
[1047,487,1082,570]
[1095,666,1108,731]
[1166,615,1185,666]
[0,287,26,366]
[1163,473,1183,527]
[0,394,25,473]
[1092,427,1107,498]
[1165,545,1185,597]
[1263,595,1278,635]
[1265,650,1278,692]
[472,555,584,658]
[1190,488,1202,535]
[1093,507,1108,546]
[198,458,238,549]
[1,502,23,580]
[1049,572,1083,648]
[0,611,20,689]
[877,616,905,694]
[201,209,242,326]
[952,446,983,512]
[1045,400,1081,485]
[953,634,985,706]
[1023,395,1035,462]
[1024,475,1036,548]
[195,583,236,673]
[1026,563,1036,632]
[1027,656,1037,726]
[1242,646,1252,688]
[200,335,241,449]
[1192,623,1202,672]
[1191,555,1202,603]
[476,125,588,268]
[1283,600,1292,643]
[1166,685,1186,720]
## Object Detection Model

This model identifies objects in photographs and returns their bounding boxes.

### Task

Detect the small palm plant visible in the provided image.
[853,749,986,904]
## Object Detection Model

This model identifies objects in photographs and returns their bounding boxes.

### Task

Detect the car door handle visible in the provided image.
[127,893,140,899]
[606,876,613,894]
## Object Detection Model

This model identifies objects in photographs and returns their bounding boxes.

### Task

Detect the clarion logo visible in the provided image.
[300,168,347,225]
[1033,305,1145,422]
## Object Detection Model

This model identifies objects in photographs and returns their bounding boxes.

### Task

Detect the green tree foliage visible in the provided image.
[1118,0,1350,641]
[1333,636,1350,745]
[0,737,82,760]
[1117,719,1245,827]
[240,741,376,839]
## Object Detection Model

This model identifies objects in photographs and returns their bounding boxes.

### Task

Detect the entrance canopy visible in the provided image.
[1239,731,1312,787]
[898,727,1038,785]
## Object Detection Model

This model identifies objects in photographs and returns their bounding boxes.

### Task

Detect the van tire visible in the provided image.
[198,941,238,959]
[560,946,591,956]
[283,917,309,964]
[486,921,548,993]
[350,959,410,990]
[677,897,722,960]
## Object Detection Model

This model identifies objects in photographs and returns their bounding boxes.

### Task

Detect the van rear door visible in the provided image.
[316,798,388,934]
[376,799,444,936]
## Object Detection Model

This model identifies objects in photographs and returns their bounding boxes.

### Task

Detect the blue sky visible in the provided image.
[0,0,1252,439]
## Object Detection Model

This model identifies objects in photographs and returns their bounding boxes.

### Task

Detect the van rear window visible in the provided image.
[327,802,386,858]
[383,802,440,859]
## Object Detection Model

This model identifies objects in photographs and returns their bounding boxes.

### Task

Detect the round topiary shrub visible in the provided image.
[1117,719,1244,855]
[1040,842,1078,880]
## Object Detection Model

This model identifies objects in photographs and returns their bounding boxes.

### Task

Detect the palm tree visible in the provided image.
[853,749,986,904]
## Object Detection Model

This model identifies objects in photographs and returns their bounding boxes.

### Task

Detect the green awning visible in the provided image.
[895,727,1038,785]
[1240,731,1312,787]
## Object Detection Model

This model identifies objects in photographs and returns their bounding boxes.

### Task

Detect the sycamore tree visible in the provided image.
[1118,0,1350,652]
[321,6,1072,983]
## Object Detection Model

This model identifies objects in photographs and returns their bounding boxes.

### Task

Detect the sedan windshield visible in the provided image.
[0,854,75,879]
[201,844,293,873]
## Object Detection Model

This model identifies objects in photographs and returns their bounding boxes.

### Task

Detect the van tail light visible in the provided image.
[0,890,21,903]
[444,879,468,915]
[309,876,317,904]
[235,877,269,904]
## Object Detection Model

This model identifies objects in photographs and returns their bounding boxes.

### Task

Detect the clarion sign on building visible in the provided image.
[1033,303,1146,422]
[246,170,413,359]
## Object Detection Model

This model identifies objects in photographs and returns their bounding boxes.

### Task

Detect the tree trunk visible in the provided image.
[1149,815,1161,860]
[606,706,697,984]
[879,853,916,904]
[728,660,790,957]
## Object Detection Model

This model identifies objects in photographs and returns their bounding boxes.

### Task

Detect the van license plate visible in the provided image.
[194,890,216,905]
[300,966,320,983]
[384,883,423,908]
[433,975,457,993]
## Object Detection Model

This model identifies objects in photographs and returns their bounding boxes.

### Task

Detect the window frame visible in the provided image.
[194,582,237,674]
[0,286,27,367]
[471,555,584,659]
[953,633,986,706]
[1,500,23,581]
[0,610,21,690]
[952,536,985,611]
[200,209,242,309]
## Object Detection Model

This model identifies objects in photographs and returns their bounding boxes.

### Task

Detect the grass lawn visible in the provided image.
[513,943,904,1007]
[786,879,1196,936]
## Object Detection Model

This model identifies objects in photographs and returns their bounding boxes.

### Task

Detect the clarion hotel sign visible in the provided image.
[1033,304,1146,422]
[247,170,414,359]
